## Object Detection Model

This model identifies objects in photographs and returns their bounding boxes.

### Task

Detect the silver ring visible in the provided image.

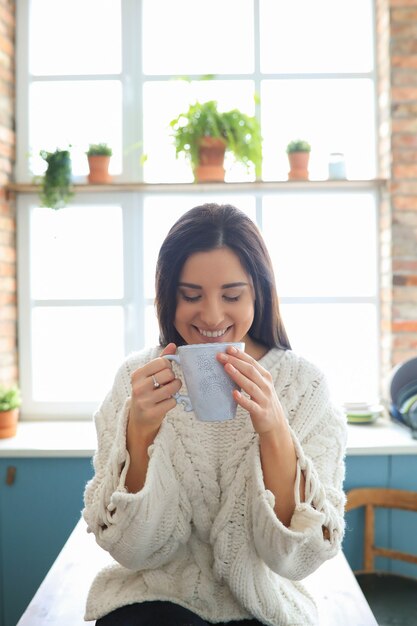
[152,374,160,389]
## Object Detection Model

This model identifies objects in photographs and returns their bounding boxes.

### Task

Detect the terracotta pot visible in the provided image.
[194,137,227,183]
[0,408,19,439]
[287,151,310,181]
[87,155,112,184]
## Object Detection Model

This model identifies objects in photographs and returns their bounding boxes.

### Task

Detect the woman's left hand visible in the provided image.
[217,346,286,435]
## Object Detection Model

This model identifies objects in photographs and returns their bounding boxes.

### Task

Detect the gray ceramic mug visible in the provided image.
[164,342,244,422]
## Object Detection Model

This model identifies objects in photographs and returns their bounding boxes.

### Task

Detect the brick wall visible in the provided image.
[390,0,417,369]
[0,0,16,386]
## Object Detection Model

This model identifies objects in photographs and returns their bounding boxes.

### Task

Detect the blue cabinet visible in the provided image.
[343,455,417,577]
[0,457,93,626]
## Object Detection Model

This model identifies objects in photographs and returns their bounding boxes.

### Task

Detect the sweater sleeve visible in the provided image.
[251,362,347,581]
[82,354,192,571]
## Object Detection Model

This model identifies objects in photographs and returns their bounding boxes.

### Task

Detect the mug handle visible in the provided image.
[163,354,193,412]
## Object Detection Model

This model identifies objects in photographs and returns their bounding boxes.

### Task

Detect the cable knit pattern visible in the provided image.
[83,346,347,625]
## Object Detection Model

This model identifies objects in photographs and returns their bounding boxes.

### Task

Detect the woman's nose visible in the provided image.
[199,298,224,327]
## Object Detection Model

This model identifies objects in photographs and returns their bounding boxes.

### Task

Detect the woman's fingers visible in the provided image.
[152,377,182,404]
[224,361,264,403]
[218,349,269,389]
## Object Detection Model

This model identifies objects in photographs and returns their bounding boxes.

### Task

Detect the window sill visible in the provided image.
[0,417,415,458]
[7,178,388,195]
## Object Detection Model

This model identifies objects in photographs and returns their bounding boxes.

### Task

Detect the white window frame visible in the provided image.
[15,1,381,420]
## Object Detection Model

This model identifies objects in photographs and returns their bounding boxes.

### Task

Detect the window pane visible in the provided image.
[30,0,122,75]
[145,304,160,347]
[31,205,124,300]
[143,195,256,298]
[262,193,377,297]
[281,303,379,403]
[143,80,257,183]
[29,81,122,176]
[142,0,254,75]
[32,307,124,402]
[260,0,374,73]
[261,79,376,180]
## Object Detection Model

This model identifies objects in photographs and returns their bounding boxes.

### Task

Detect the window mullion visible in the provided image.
[121,0,144,182]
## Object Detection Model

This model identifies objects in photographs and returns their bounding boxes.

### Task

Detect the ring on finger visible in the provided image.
[152,374,161,389]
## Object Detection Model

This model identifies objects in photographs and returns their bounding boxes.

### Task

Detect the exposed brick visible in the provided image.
[392,55,417,68]
[0,319,15,337]
[0,336,15,353]
[392,350,417,365]
[393,302,417,319]
[392,149,417,164]
[392,87,417,101]
[393,333,417,349]
[393,163,417,178]
[393,214,417,230]
[392,195,417,209]
[391,17,417,35]
[390,0,417,7]
[393,274,417,285]
[392,320,417,332]
[0,303,16,321]
[392,8,417,20]
[391,38,417,57]
[391,180,417,194]
[0,244,15,262]
[0,290,15,306]
[392,68,417,86]
[392,133,417,148]
[0,215,14,231]
[393,259,417,271]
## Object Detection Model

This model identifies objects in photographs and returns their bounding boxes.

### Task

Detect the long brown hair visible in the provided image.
[155,203,291,350]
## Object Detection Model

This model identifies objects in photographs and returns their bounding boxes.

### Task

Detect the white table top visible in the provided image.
[17,518,377,626]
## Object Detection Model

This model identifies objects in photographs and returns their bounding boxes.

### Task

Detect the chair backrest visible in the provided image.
[345,487,417,572]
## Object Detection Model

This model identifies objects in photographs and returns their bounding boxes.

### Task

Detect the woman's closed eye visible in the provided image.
[180,291,201,302]
[223,294,240,302]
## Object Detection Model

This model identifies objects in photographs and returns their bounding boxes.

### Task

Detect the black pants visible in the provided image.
[96,600,263,626]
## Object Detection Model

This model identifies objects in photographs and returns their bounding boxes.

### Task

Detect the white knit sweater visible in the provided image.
[83,346,347,625]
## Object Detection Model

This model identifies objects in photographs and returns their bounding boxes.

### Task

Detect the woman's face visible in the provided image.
[174,247,258,352]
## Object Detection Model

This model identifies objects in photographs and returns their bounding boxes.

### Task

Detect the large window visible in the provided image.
[16,0,379,419]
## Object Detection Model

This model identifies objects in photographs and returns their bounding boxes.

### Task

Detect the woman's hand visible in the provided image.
[125,344,181,493]
[218,346,304,523]
[129,343,182,438]
[217,345,286,436]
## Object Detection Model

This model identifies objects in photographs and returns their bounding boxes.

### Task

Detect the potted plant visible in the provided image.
[39,148,73,210]
[86,143,112,184]
[286,139,311,181]
[170,100,262,182]
[0,384,21,439]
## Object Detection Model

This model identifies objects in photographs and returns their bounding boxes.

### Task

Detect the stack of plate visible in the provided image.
[343,402,385,424]
[389,357,417,438]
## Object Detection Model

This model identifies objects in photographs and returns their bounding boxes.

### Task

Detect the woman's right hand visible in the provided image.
[128,343,181,437]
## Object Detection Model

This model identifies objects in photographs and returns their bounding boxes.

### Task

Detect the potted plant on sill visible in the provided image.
[86,143,112,184]
[39,148,73,210]
[0,384,21,439]
[170,100,262,182]
[286,139,311,181]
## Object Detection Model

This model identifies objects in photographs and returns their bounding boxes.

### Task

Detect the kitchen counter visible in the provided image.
[0,417,416,457]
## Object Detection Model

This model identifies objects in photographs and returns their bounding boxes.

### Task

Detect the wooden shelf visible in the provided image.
[7,179,388,195]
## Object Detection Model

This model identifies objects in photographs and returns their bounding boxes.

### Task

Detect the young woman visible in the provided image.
[83,203,347,626]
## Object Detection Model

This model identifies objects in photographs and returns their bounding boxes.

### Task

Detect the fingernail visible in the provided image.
[218,353,227,362]
[228,346,238,354]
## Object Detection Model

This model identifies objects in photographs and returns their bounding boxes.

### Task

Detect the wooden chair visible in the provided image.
[346,487,417,626]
